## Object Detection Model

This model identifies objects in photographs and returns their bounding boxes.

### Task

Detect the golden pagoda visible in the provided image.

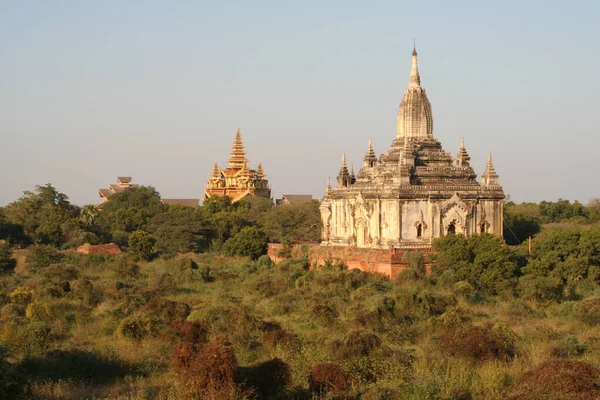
[204,127,271,202]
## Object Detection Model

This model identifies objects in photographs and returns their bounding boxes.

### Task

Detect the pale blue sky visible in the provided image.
[1,1,599,206]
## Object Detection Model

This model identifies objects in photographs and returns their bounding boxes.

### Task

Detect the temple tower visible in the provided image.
[321,47,505,250]
[204,127,271,202]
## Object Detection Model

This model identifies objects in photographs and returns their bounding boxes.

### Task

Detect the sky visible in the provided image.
[1,1,599,206]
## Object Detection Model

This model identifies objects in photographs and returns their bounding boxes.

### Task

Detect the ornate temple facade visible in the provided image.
[204,127,271,202]
[320,48,505,250]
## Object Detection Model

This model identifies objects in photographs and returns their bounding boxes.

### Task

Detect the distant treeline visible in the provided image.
[0,184,321,260]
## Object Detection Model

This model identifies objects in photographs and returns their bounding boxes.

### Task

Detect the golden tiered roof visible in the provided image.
[204,127,271,202]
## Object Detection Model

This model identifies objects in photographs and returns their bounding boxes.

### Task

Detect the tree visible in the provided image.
[3,184,79,246]
[0,241,16,274]
[128,230,156,261]
[503,201,541,245]
[431,234,521,295]
[147,205,211,254]
[96,186,166,239]
[223,227,268,260]
[261,201,321,245]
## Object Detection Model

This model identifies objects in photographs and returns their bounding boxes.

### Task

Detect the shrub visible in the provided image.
[148,273,176,295]
[510,359,600,400]
[0,241,16,274]
[39,263,79,282]
[9,287,33,306]
[70,279,100,307]
[309,301,339,326]
[261,329,298,350]
[117,316,161,341]
[435,325,516,362]
[578,298,600,326]
[128,230,155,261]
[172,338,239,397]
[517,274,564,303]
[343,329,382,357]
[114,258,140,279]
[27,244,63,271]
[1,303,25,319]
[142,298,190,324]
[223,226,268,260]
[166,319,208,346]
[308,362,348,395]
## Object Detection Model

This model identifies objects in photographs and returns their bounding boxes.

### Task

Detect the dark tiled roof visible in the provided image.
[280,194,313,204]
[161,199,200,207]
[98,189,113,198]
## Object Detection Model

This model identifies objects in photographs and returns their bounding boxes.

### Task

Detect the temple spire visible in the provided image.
[409,45,421,88]
[481,152,499,186]
[337,153,351,187]
[256,162,265,179]
[326,177,332,193]
[228,126,248,169]
[456,137,471,167]
[211,161,220,178]
[363,138,377,167]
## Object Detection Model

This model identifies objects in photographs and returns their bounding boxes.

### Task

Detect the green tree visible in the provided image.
[223,226,268,260]
[96,186,166,240]
[148,204,211,254]
[261,201,321,245]
[0,241,16,274]
[431,234,521,295]
[3,184,79,246]
[128,230,156,261]
[503,201,541,245]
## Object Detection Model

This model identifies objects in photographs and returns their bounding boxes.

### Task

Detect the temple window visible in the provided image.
[416,223,422,238]
[447,223,456,235]
[480,223,486,233]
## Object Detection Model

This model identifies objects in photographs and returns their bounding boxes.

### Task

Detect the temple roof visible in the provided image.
[328,48,503,199]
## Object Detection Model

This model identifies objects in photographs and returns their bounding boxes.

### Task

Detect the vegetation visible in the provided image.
[0,186,599,399]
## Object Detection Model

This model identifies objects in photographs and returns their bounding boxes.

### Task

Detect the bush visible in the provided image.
[117,316,161,341]
[0,241,16,274]
[27,244,63,271]
[517,275,564,303]
[435,325,516,362]
[308,362,348,395]
[261,329,298,350]
[223,226,268,260]
[128,230,155,261]
[142,298,190,324]
[343,329,382,357]
[510,359,600,400]
[39,263,79,282]
[172,338,239,397]
[578,298,600,326]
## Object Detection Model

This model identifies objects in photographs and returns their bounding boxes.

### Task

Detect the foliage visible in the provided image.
[308,362,348,395]
[127,230,156,261]
[3,184,79,246]
[223,226,268,260]
[0,241,16,274]
[27,244,63,271]
[147,204,210,253]
[96,186,166,240]
[0,344,26,399]
[432,234,521,295]
[510,359,600,400]
[261,201,321,244]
